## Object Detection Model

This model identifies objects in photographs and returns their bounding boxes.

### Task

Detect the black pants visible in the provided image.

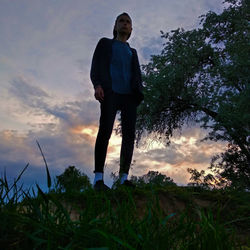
[94,91,137,174]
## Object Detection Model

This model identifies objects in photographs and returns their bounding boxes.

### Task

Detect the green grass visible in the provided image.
[0,166,250,249]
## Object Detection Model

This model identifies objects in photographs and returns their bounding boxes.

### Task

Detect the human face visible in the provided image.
[115,15,132,39]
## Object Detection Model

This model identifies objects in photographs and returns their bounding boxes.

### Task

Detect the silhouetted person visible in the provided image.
[90,12,144,190]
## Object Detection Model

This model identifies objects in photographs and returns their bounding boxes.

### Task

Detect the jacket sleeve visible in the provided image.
[132,48,144,105]
[133,49,143,91]
[90,38,105,88]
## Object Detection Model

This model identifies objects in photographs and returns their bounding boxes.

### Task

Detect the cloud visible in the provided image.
[9,76,50,108]
[127,127,227,185]
[49,99,99,127]
[0,126,95,189]
[7,74,99,129]
[1,76,100,186]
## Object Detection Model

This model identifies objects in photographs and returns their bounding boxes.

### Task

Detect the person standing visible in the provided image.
[90,13,144,190]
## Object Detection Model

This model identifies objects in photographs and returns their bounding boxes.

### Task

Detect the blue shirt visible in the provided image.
[110,40,132,94]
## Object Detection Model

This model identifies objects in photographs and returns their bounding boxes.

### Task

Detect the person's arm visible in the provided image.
[90,38,105,102]
[133,49,143,91]
[132,48,144,106]
[90,38,104,89]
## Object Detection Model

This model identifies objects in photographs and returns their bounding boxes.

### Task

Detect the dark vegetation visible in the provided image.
[0,164,250,249]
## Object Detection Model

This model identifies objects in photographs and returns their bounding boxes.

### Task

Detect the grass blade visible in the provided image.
[2,164,29,202]
[36,140,51,189]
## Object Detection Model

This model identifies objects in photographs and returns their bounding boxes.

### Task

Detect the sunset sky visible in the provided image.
[0,0,227,190]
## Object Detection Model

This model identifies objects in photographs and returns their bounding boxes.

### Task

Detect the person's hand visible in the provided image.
[94,85,104,102]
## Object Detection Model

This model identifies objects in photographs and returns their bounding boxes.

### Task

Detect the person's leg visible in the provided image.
[94,92,117,174]
[119,95,137,176]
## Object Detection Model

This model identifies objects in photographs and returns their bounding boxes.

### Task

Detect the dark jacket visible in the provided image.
[90,37,144,106]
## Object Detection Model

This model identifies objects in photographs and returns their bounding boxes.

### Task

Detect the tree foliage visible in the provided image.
[55,166,91,193]
[120,171,176,187]
[111,170,176,188]
[187,168,228,189]
[210,143,250,189]
[136,0,249,186]
[136,170,176,187]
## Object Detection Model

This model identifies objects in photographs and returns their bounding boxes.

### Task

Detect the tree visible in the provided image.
[111,170,176,188]
[55,166,91,193]
[139,170,176,186]
[210,143,250,189]
[187,168,228,189]
[136,0,249,185]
